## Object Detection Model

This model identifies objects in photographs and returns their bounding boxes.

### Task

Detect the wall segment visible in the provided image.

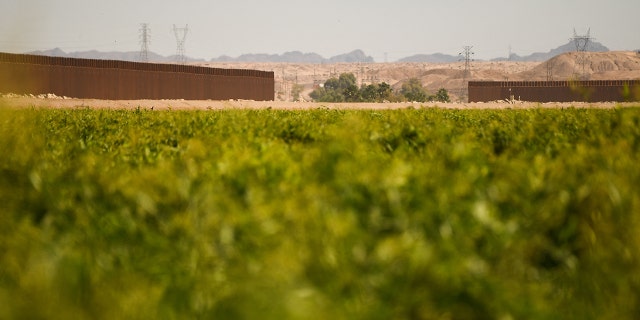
[469,80,640,103]
[0,52,274,101]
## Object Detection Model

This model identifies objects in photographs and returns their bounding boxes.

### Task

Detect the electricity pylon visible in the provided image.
[139,23,150,62]
[458,46,474,102]
[173,24,189,64]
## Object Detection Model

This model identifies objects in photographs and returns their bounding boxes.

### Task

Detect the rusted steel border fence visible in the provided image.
[0,52,274,100]
[469,80,640,103]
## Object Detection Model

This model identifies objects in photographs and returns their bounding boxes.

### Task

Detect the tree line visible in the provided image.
[308,73,450,103]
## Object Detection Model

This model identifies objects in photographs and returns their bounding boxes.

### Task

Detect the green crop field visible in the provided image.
[1,105,640,319]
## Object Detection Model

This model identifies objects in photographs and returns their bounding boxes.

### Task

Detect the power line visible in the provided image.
[173,24,189,64]
[139,23,150,63]
[570,28,594,80]
[459,46,474,78]
[546,59,556,81]
[458,45,474,102]
[571,28,592,52]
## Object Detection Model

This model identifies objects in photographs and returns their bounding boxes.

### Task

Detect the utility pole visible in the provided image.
[359,61,365,86]
[570,28,593,80]
[458,46,474,102]
[173,24,189,64]
[281,67,287,101]
[139,23,151,63]
[546,59,556,81]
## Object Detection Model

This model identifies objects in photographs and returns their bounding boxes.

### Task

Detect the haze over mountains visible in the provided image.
[398,41,610,63]
[26,48,375,64]
[27,41,615,64]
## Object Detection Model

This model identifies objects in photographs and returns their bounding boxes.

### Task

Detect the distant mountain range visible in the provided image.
[211,50,374,63]
[397,53,461,63]
[27,41,611,64]
[27,48,207,63]
[399,41,610,63]
[497,41,609,62]
[26,48,374,64]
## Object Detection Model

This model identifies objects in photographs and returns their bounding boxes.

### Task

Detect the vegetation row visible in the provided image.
[1,106,639,319]
[306,73,450,103]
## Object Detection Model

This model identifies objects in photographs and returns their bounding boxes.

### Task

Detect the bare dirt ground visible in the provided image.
[2,95,637,111]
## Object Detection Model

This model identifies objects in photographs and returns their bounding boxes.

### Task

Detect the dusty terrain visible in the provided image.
[199,51,640,102]
[2,94,637,111]
[1,51,638,108]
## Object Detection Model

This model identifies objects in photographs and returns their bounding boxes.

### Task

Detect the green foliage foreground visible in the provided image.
[1,105,640,319]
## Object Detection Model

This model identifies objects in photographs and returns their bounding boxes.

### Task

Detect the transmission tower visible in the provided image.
[570,28,594,80]
[458,46,474,102]
[459,46,474,78]
[546,59,556,81]
[139,23,151,63]
[173,24,189,64]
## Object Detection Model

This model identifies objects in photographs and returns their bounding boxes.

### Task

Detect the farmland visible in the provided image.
[1,104,640,319]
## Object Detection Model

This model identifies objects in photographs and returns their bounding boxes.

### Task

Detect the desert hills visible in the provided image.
[197,51,640,101]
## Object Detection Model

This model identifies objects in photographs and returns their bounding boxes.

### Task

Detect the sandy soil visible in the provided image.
[2,95,637,111]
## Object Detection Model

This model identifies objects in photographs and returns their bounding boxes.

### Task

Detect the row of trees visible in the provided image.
[309,73,450,103]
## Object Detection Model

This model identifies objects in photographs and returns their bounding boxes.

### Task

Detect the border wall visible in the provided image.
[0,52,274,101]
[469,80,640,103]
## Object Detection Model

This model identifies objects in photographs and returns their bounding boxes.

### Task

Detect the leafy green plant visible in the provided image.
[1,105,639,319]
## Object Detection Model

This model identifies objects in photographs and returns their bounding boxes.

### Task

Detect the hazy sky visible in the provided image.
[1,0,638,61]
